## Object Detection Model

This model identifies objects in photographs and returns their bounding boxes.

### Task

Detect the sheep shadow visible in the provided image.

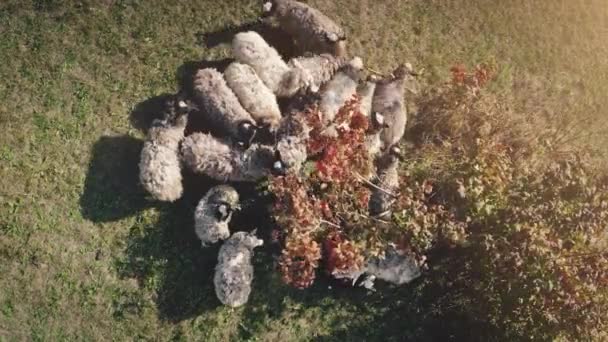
[176,58,234,97]
[129,94,175,134]
[198,19,299,60]
[116,196,225,320]
[79,135,151,222]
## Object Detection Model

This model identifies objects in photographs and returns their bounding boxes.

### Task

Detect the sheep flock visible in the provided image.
[137,0,420,307]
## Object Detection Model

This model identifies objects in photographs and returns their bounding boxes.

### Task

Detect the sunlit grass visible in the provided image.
[0,0,606,340]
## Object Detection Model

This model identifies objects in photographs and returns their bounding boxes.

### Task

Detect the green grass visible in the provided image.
[0,0,606,340]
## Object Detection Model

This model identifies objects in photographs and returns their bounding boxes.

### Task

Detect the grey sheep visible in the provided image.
[368,146,401,218]
[359,77,382,158]
[192,68,258,145]
[181,132,275,182]
[194,185,240,246]
[357,77,377,117]
[319,57,363,125]
[371,64,416,151]
[333,245,422,289]
[232,31,290,94]
[214,231,264,307]
[224,62,282,131]
[262,0,347,57]
[139,97,193,202]
[273,114,311,174]
[364,246,422,286]
[277,53,348,97]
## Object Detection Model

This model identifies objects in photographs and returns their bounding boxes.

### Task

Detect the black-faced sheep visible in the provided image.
[224,62,282,131]
[194,185,240,246]
[139,96,194,202]
[262,0,347,57]
[214,231,264,307]
[180,132,275,182]
[192,68,258,145]
[232,31,290,94]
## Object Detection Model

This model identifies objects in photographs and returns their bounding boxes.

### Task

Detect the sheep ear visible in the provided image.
[251,228,258,235]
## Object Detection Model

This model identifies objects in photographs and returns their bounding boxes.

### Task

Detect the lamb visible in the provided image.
[180,132,275,182]
[277,53,348,97]
[368,145,401,218]
[232,31,290,94]
[273,114,311,174]
[319,57,364,125]
[371,64,415,151]
[262,0,347,57]
[139,96,194,202]
[194,185,240,246]
[214,231,264,307]
[224,62,282,131]
[192,68,258,145]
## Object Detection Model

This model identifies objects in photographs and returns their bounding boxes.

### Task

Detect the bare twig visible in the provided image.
[359,212,391,224]
[353,172,399,198]
[320,219,341,228]
[365,66,385,76]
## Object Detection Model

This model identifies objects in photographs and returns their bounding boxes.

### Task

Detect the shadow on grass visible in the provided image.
[129,93,174,134]
[117,199,225,319]
[80,135,150,222]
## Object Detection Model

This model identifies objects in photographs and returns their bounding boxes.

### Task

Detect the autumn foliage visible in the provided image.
[267,64,608,340]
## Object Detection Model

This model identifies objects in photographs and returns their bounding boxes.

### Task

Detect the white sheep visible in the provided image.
[194,185,240,246]
[192,68,258,144]
[262,0,347,57]
[139,97,192,202]
[180,132,275,182]
[319,57,363,125]
[368,146,401,218]
[232,31,290,94]
[214,231,264,307]
[277,53,348,97]
[224,62,282,131]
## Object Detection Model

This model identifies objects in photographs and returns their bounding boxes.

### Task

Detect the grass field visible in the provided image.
[0,0,606,340]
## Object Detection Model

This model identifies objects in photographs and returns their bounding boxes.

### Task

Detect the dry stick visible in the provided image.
[353,171,399,198]
[365,67,386,76]
[320,219,341,228]
[359,212,391,224]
